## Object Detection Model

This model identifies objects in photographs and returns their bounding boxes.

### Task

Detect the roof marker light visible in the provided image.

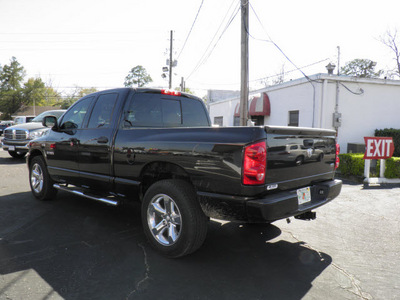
[161,89,181,96]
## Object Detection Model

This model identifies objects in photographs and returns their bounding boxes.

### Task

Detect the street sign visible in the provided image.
[363,137,395,160]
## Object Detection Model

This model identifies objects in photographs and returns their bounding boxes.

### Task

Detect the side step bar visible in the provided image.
[53,184,119,206]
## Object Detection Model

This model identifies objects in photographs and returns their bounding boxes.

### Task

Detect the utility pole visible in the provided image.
[334,46,341,134]
[239,0,249,126]
[180,77,185,92]
[169,30,173,89]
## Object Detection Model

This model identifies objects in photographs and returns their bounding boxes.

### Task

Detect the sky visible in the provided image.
[1,0,400,98]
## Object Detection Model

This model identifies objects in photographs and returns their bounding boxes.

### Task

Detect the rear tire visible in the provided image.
[141,179,208,258]
[8,151,26,159]
[29,156,57,201]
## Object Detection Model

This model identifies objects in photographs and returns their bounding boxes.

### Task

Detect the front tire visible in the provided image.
[29,156,57,201]
[295,156,304,166]
[141,179,208,258]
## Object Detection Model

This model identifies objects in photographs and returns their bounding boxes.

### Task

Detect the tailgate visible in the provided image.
[265,126,337,191]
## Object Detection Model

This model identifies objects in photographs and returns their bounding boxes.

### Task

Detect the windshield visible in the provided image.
[31,110,65,122]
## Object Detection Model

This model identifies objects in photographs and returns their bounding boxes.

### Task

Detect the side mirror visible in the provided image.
[42,116,58,130]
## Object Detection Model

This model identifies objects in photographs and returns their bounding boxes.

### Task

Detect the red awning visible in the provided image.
[234,93,270,117]
[234,102,240,117]
[249,92,271,116]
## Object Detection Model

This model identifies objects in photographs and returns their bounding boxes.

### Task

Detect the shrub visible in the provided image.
[375,128,400,157]
[339,153,400,179]
[385,157,400,178]
[338,153,365,177]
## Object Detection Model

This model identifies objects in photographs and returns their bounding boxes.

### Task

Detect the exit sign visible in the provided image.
[363,137,395,160]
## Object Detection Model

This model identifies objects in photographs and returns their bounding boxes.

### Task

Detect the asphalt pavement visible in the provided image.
[0,149,399,300]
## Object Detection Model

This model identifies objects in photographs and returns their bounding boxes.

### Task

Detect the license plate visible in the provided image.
[8,145,15,151]
[297,187,311,205]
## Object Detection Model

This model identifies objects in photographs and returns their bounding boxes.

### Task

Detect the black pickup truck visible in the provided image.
[27,88,342,257]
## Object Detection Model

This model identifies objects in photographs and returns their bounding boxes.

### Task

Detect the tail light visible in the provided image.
[335,143,340,170]
[243,141,266,185]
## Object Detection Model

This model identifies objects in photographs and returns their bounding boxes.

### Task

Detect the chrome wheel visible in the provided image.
[147,193,182,246]
[29,156,57,201]
[142,180,208,257]
[31,162,44,194]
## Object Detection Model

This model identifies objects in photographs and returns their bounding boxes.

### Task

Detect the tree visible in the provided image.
[0,57,65,119]
[340,59,383,78]
[0,56,25,91]
[23,77,46,107]
[58,87,98,109]
[124,65,153,87]
[41,86,63,106]
[174,86,195,95]
[23,78,64,107]
[272,64,286,85]
[379,28,400,79]
[0,57,26,119]
[259,64,286,87]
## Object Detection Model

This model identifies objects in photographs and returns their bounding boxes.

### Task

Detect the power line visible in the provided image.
[340,82,364,95]
[251,58,331,83]
[249,3,315,82]
[177,0,204,60]
[187,58,331,87]
[186,0,240,81]
[0,31,156,35]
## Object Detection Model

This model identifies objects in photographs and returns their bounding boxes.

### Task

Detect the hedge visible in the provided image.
[337,153,394,178]
[385,157,400,178]
[375,128,400,157]
[338,153,365,177]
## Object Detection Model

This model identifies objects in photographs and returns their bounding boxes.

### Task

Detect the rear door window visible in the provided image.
[123,93,162,128]
[87,93,118,129]
[122,93,209,128]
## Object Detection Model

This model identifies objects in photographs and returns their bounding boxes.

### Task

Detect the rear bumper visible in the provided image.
[246,179,342,222]
[197,179,342,223]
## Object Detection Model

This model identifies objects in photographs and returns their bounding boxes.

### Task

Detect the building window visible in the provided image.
[288,110,299,127]
[233,116,240,126]
[214,116,223,126]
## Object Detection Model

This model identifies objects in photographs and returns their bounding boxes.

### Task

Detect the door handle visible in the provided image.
[97,136,109,144]
[68,138,79,146]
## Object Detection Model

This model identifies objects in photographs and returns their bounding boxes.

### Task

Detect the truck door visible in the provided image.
[77,92,120,190]
[46,96,94,185]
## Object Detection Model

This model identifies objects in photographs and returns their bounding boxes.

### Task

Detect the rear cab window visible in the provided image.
[122,92,210,128]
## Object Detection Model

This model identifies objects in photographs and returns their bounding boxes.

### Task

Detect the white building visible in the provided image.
[208,74,400,153]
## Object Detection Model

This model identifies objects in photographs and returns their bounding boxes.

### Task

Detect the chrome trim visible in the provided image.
[2,144,29,150]
[4,128,29,140]
[114,177,141,186]
[267,171,335,186]
[53,184,119,206]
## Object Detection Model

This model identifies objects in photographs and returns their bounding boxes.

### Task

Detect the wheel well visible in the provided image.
[139,161,192,198]
[28,149,44,165]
